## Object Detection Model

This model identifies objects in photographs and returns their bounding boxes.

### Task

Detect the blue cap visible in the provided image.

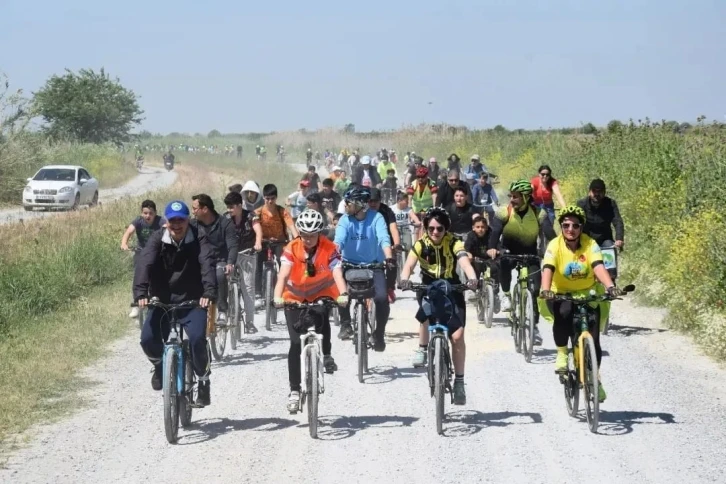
[164,200,190,220]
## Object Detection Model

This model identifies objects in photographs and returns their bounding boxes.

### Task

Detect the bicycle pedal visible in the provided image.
[190,403,205,409]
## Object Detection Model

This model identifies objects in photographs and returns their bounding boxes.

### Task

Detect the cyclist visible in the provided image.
[399,207,478,405]
[464,154,486,178]
[428,157,440,183]
[320,178,342,215]
[436,169,472,208]
[530,165,566,224]
[352,155,381,188]
[241,180,264,211]
[446,186,479,238]
[191,194,239,324]
[577,178,624,252]
[487,180,556,343]
[368,188,402,303]
[334,185,395,351]
[287,180,311,220]
[302,165,322,193]
[274,209,349,413]
[377,152,397,181]
[306,147,313,164]
[471,171,499,221]
[392,191,421,250]
[135,200,216,406]
[446,153,462,175]
[407,166,438,235]
[539,206,623,403]
[224,191,263,333]
[121,199,166,318]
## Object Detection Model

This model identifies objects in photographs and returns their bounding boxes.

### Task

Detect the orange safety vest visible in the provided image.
[282,237,341,302]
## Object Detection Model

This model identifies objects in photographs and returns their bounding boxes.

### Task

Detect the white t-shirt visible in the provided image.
[392,205,413,232]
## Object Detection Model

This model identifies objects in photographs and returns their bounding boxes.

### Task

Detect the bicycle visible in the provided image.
[499,252,541,363]
[343,262,384,383]
[209,266,236,361]
[283,298,339,439]
[599,244,621,335]
[261,240,285,331]
[549,284,635,433]
[122,247,147,329]
[380,187,397,206]
[146,298,204,444]
[473,257,496,328]
[401,281,469,435]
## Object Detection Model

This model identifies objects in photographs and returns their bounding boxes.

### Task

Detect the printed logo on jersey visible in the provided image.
[564,261,588,280]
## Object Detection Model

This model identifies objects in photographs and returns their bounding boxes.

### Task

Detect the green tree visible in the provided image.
[343,123,355,133]
[607,119,624,134]
[582,122,597,135]
[207,129,222,138]
[33,68,143,144]
[493,124,507,133]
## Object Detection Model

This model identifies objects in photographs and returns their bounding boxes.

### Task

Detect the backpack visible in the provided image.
[421,280,462,328]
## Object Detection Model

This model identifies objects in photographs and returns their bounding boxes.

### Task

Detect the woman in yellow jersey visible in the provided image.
[406,166,438,238]
[538,205,624,403]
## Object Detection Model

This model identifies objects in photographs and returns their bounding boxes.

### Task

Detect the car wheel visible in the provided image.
[90,191,99,207]
[71,193,80,211]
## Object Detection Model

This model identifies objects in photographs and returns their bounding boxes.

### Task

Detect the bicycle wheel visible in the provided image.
[396,250,404,286]
[434,337,445,435]
[583,335,600,433]
[511,284,522,351]
[209,314,227,361]
[522,289,535,362]
[179,343,194,428]
[229,281,240,350]
[484,283,494,328]
[331,306,340,326]
[163,347,180,443]
[564,341,579,417]
[357,304,367,383]
[307,348,319,439]
[264,269,274,331]
[603,316,611,335]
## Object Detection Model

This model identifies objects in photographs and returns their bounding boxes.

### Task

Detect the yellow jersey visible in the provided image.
[542,234,603,293]
[412,232,467,284]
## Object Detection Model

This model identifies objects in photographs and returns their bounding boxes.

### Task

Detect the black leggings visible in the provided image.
[548,300,602,366]
[285,306,331,392]
[500,258,541,325]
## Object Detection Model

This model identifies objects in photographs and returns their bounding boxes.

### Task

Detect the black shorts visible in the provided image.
[415,290,466,334]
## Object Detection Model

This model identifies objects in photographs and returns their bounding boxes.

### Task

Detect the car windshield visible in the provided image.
[33,169,76,182]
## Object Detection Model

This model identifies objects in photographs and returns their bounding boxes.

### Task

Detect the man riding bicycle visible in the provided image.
[334,185,395,351]
[273,209,349,413]
[577,178,625,272]
[135,200,217,406]
[539,205,624,403]
[399,207,478,405]
[487,180,556,344]
[191,194,239,324]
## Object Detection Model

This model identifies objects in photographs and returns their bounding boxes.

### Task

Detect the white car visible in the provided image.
[22,165,99,211]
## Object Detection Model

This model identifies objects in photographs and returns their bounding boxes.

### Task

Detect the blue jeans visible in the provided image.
[140,307,210,377]
[339,268,390,338]
[537,203,556,224]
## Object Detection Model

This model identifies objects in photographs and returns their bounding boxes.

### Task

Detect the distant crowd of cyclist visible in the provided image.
[120,146,625,410]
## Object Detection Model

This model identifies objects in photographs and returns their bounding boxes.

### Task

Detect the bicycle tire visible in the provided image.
[137,307,145,330]
[265,269,274,331]
[434,337,445,435]
[163,347,180,443]
[603,316,611,335]
[522,289,535,362]
[357,303,366,383]
[583,335,600,433]
[180,343,193,428]
[484,284,494,328]
[307,348,319,438]
[331,306,340,326]
[209,315,227,361]
[396,251,404,286]
[565,342,579,417]
[511,284,522,351]
[230,282,240,350]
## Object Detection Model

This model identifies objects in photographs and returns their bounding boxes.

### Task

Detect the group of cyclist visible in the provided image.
[122,148,626,412]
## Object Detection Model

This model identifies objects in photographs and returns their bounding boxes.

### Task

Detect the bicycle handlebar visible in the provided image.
[342,262,386,270]
[497,252,541,263]
[400,283,471,292]
[146,298,200,311]
[282,297,339,309]
[546,284,636,303]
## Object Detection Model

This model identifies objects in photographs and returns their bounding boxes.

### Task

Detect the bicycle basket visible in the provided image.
[345,268,375,298]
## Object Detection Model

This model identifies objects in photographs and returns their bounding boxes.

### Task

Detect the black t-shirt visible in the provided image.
[447,203,479,235]
[320,190,341,213]
[226,211,257,250]
[377,203,396,242]
[464,230,490,259]
[132,215,164,248]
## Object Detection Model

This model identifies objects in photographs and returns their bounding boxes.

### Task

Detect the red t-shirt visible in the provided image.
[531,176,559,205]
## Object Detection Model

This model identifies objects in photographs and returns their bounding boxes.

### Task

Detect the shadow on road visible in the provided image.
[238,335,289,351]
[385,331,419,344]
[607,324,668,337]
[597,410,677,436]
[179,417,299,444]
[442,410,543,437]
[362,365,426,384]
[316,414,420,440]
[212,352,286,369]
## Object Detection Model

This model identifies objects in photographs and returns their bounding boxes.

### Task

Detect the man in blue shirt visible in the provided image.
[334,185,395,351]
[471,171,500,221]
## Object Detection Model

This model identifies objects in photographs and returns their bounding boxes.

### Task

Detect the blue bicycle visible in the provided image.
[147,298,204,444]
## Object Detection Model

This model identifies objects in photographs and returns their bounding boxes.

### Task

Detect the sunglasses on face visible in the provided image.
[427,225,445,234]
[561,222,581,230]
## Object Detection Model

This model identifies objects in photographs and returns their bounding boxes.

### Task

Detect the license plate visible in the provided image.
[36,195,53,201]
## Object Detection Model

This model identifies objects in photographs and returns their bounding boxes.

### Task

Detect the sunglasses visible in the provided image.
[561,222,582,230]
[305,259,316,277]
[427,225,445,234]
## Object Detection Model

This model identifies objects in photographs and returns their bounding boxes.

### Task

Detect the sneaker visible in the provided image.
[287,391,301,414]
[493,294,501,314]
[453,379,466,405]
[500,294,512,312]
[196,380,210,406]
[338,323,354,340]
[324,355,338,373]
[217,312,227,323]
[555,351,568,373]
[151,364,162,391]
[254,297,265,309]
[534,326,543,346]
[412,348,427,368]
[388,288,396,303]
[598,382,607,403]
[245,322,258,334]
[129,306,139,318]
[372,333,386,352]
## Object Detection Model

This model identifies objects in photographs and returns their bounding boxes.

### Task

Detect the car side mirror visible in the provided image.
[27,177,32,182]
[79,178,88,184]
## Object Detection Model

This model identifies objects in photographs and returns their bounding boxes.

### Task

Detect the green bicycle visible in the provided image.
[500,252,541,363]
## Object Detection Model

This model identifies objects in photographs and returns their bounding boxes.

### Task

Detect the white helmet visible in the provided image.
[295,209,325,234]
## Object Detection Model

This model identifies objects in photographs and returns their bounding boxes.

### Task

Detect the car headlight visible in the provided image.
[58,186,74,193]
[24,185,32,192]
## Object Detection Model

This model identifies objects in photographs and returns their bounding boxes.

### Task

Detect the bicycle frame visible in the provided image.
[300,328,325,396]
[427,324,452,396]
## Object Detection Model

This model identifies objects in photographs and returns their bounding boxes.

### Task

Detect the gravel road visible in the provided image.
[0,167,177,226]
[2,163,725,483]
[2,285,725,483]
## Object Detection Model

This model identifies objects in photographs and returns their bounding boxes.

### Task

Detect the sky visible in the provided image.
[2,0,725,134]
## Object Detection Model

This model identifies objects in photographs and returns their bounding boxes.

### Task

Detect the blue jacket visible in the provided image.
[334,209,391,263]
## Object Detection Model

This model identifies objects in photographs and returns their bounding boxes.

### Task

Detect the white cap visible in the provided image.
[332,165,342,171]
[361,156,371,165]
